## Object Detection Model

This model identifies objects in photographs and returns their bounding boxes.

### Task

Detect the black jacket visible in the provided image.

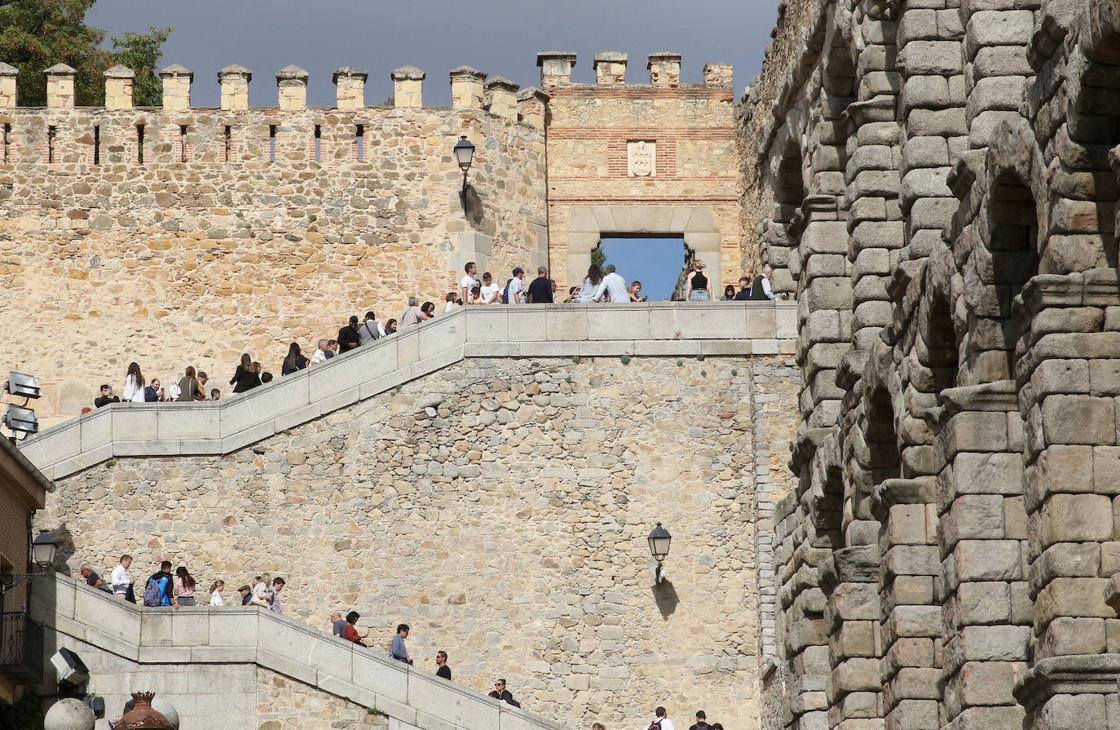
[230,366,262,393]
[338,325,362,353]
[489,690,520,708]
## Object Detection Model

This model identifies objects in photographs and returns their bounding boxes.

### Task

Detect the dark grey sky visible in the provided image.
[87,0,777,107]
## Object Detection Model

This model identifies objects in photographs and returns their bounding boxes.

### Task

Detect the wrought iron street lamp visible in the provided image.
[453,135,475,190]
[648,522,672,584]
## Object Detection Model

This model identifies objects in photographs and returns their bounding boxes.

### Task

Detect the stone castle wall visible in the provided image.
[36,355,801,729]
[0,66,547,424]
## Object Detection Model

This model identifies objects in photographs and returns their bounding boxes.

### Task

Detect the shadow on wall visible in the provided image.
[652,579,679,619]
[460,186,485,227]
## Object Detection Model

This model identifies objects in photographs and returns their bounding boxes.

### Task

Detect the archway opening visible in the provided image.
[593,235,688,301]
[988,170,1039,374]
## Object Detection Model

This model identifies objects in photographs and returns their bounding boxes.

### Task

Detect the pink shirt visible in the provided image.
[174,576,195,597]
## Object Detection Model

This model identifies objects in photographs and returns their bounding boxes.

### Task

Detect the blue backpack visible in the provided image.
[143,576,165,607]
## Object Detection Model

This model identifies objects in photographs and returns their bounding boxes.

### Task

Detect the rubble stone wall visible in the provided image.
[36,355,801,730]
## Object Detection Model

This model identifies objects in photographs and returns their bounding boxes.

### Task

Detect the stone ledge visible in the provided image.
[32,575,565,730]
[1013,654,1120,711]
[21,303,793,479]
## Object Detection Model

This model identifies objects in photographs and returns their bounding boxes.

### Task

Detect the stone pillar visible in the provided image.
[104,65,134,111]
[276,65,308,111]
[937,383,1029,728]
[333,67,367,110]
[485,77,519,120]
[775,458,834,730]
[871,476,943,730]
[391,66,425,108]
[159,65,193,111]
[449,67,486,109]
[218,65,252,111]
[1014,272,1120,729]
[647,52,682,87]
[593,52,627,85]
[820,545,883,730]
[536,51,576,90]
[796,195,852,429]
[44,64,75,109]
[0,62,17,108]
[516,87,549,129]
[703,63,733,88]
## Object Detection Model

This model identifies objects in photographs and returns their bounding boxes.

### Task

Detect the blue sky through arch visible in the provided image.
[596,237,686,301]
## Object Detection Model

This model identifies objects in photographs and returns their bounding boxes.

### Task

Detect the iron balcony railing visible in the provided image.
[0,611,43,682]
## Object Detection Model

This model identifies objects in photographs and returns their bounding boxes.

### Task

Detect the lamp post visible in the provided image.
[0,530,58,606]
[453,135,475,191]
[648,522,672,584]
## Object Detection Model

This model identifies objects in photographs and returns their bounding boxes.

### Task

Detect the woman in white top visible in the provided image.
[209,580,225,606]
[576,264,603,303]
[123,362,146,403]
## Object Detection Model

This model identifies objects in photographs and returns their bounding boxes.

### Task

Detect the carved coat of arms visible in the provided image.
[628,141,656,177]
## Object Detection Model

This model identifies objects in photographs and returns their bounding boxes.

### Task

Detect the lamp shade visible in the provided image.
[31,530,58,569]
[647,522,671,562]
[453,135,475,172]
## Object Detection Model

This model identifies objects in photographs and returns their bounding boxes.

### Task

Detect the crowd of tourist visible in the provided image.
[89,261,777,409]
[82,555,729,726]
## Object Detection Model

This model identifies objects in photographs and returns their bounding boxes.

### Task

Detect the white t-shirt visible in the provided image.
[480,283,501,304]
[445,301,459,313]
[311,349,329,365]
[593,272,630,303]
[110,564,131,594]
[210,590,223,606]
[460,274,478,295]
[507,277,524,304]
[646,718,675,730]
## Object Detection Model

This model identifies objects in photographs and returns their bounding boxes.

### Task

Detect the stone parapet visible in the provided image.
[19,303,795,480]
[276,65,309,111]
[391,66,425,108]
[159,64,193,111]
[44,63,75,109]
[647,52,682,87]
[536,51,576,89]
[593,52,628,85]
[32,575,564,730]
[449,66,486,109]
[0,62,16,108]
[103,65,134,111]
[332,66,367,110]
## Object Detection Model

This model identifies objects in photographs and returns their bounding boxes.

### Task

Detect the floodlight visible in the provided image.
[4,371,40,399]
[4,404,38,435]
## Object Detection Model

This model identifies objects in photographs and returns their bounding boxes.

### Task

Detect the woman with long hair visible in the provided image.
[230,353,262,393]
[174,566,197,606]
[176,366,201,402]
[576,264,603,303]
[281,343,308,376]
[123,362,145,403]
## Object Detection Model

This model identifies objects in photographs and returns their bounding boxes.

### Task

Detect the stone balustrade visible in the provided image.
[18,302,794,480]
[32,574,563,730]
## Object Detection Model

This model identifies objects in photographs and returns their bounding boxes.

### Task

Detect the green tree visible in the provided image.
[590,246,607,271]
[111,26,172,106]
[0,0,170,106]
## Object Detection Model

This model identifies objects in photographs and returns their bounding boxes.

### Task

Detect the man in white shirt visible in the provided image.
[592,264,630,303]
[479,272,502,305]
[506,267,525,304]
[752,263,777,301]
[110,554,132,600]
[645,706,675,730]
[310,339,331,365]
[459,261,479,304]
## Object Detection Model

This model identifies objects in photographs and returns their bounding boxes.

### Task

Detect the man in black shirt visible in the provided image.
[689,710,713,730]
[338,315,362,353]
[94,384,120,408]
[435,650,452,680]
[526,266,554,303]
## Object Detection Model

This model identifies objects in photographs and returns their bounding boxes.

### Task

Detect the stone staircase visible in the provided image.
[31,574,565,730]
[18,302,795,479]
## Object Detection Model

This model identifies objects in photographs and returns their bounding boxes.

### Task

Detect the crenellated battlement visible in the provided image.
[0,61,549,126]
[535,51,732,92]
